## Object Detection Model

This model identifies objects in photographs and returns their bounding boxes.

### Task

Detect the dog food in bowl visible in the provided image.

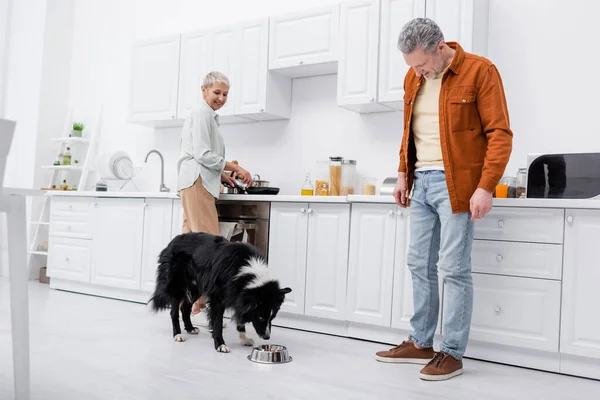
[248,344,292,364]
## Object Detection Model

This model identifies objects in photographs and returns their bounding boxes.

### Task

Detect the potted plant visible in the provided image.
[71,122,85,138]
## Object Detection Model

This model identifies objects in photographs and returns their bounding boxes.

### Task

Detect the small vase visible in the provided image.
[71,129,82,138]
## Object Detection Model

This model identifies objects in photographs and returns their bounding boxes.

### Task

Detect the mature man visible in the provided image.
[375,18,513,381]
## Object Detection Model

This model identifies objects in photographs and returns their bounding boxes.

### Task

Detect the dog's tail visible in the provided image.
[148,244,189,312]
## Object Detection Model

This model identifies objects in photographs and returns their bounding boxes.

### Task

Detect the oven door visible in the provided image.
[218,217,269,259]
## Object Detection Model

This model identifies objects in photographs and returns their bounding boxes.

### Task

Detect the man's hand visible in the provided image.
[470,188,493,221]
[393,173,408,207]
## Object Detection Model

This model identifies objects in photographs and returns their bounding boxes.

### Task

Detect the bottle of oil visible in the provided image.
[301,173,314,196]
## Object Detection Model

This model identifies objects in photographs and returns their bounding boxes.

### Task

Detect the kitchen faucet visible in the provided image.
[144,150,170,192]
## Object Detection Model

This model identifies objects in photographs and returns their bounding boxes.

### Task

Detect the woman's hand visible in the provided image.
[221,171,236,188]
[235,167,253,186]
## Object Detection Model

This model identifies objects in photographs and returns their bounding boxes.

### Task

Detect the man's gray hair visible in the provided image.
[203,71,230,88]
[397,18,444,54]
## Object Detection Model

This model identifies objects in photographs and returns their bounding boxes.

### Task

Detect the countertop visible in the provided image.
[43,190,600,209]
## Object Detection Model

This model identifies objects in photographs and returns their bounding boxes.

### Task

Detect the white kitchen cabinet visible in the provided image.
[269,202,350,319]
[425,0,489,55]
[90,198,145,290]
[47,236,92,283]
[377,0,425,110]
[140,199,174,292]
[177,29,211,120]
[235,18,292,121]
[467,274,561,352]
[337,0,392,113]
[561,209,600,361]
[304,203,350,321]
[346,203,397,325]
[269,5,340,77]
[268,203,309,315]
[129,35,181,126]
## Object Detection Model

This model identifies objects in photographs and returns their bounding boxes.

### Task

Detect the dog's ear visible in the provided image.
[280,287,292,295]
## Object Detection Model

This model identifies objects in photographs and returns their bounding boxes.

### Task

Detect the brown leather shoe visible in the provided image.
[375,340,435,364]
[419,351,463,381]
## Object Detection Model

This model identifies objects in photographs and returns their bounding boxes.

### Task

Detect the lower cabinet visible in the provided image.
[141,199,174,292]
[268,202,350,321]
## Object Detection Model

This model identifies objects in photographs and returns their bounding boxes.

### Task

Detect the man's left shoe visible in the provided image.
[419,352,463,381]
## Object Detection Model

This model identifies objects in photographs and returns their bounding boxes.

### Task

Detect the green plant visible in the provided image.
[72,122,85,131]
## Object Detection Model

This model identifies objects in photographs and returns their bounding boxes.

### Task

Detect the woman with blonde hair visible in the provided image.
[177,71,253,316]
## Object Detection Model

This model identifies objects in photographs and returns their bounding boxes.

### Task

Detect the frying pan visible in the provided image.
[226,172,280,195]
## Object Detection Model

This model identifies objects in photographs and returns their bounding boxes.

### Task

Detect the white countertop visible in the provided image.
[43,190,600,209]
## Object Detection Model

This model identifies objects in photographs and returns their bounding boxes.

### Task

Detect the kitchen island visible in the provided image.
[43,190,600,380]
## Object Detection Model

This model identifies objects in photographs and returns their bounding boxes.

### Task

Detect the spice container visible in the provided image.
[362,177,377,195]
[341,159,357,195]
[315,160,329,196]
[516,168,527,198]
[329,156,342,196]
[506,177,517,198]
[301,173,314,196]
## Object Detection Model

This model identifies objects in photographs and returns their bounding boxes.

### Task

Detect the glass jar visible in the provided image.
[301,173,314,196]
[329,156,343,196]
[362,177,377,195]
[62,147,71,165]
[516,168,527,198]
[506,177,517,198]
[315,160,329,196]
[341,159,357,195]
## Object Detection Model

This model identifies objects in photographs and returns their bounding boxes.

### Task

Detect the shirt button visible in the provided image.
[462,98,466,103]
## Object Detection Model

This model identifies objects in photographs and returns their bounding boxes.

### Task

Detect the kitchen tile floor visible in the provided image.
[1,278,598,400]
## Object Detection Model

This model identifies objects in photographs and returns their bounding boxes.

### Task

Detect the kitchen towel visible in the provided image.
[219,222,242,240]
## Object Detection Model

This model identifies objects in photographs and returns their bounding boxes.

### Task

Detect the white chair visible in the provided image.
[0,118,31,400]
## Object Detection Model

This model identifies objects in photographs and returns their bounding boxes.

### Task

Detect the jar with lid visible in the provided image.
[516,168,527,198]
[314,160,329,196]
[341,159,357,195]
[329,156,343,196]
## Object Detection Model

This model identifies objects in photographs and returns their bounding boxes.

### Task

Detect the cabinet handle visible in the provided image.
[307,208,313,214]
[299,61,304,65]
[67,226,72,231]
[144,203,148,208]
[171,115,175,119]
[566,215,574,223]
[497,220,505,227]
[68,205,72,209]
[259,108,264,112]
[388,210,395,215]
[494,305,501,313]
[65,257,69,262]
[300,208,306,213]
[93,202,98,207]
[496,254,503,261]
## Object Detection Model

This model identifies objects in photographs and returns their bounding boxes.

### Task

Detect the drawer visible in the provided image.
[50,196,93,216]
[474,207,564,244]
[47,236,92,282]
[466,274,560,352]
[472,240,562,280]
[50,216,92,239]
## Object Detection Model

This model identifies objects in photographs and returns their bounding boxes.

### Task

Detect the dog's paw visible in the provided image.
[186,327,200,334]
[174,334,185,342]
[240,337,255,346]
[216,344,230,353]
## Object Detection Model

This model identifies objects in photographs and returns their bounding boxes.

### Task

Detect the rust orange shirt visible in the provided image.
[398,42,513,213]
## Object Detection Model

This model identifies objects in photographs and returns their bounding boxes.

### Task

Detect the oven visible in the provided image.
[216,200,270,259]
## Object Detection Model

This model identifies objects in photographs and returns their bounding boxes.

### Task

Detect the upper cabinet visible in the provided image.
[129,35,182,126]
[177,29,210,120]
[269,5,340,78]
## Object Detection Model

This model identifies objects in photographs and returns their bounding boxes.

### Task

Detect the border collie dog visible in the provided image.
[149,232,291,353]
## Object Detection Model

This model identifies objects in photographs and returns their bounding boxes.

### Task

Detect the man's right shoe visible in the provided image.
[375,340,435,364]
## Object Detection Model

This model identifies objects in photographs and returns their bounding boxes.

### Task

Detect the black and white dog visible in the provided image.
[149,232,291,353]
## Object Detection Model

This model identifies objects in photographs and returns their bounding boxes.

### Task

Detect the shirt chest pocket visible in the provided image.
[449,94,480,132]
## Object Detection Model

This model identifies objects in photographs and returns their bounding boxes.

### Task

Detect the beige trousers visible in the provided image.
[180,176,219,314]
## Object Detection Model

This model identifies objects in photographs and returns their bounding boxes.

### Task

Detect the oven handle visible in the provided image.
[234,222,256,230]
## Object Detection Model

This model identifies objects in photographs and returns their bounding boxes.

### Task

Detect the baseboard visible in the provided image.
[560,353,600,380]
[464,339,560,373]
[0,247,8,277]
[49,278,152,304]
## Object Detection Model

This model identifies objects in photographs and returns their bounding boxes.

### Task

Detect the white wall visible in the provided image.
[55,0,600,197]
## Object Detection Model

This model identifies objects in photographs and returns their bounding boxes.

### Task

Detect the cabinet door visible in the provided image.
[305,204,350,321]
[338,0,388,113]
[561,210,600,359]
[177,30,210,119]
[235,19,269,115]
[378,0,425,109]
[268,203,309,315]
[91,198,145,290]
[47,237,92,282]
[346,203,397,326]
[269,5,340,75]
[391,210,443,332]
[210,26,238,117]
[171,199,183,238]
[129,35,181,122]
[141,199,174,292]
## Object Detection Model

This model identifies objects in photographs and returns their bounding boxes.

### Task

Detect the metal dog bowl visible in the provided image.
[247,344,292,364]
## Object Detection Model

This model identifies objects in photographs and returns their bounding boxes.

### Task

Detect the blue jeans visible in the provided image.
[406,170,474,360]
